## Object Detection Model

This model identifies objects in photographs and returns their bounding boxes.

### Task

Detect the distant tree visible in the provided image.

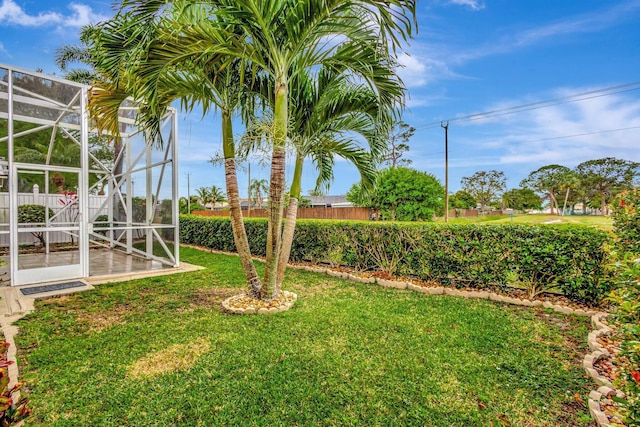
[298,197,312,208]
[575,157,639,215]
[346,180,376,208]
[249,179,269,208]
[460,170,506,209]
[194,186,226,209]
[449,190,477,209]
[208,185,227,206]
[371,167,444,221]
[195,187,211,208]
[383,121,415,168]
[502,188,542,211]
[558,170,580,216]
[520,165,571,215]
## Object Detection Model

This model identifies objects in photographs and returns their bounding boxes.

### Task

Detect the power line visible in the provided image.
[519,125,640,144]
[415,81,640,130]
[414,125,640,159]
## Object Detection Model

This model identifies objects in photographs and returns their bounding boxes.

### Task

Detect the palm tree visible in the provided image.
[273,66,400,288]
[195,187,211,208]
[208,185,227,208]
[249,179,269,209]
[55,42,94,84]
[86,0,416,301]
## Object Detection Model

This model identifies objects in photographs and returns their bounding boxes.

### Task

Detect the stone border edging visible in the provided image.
[221,291,297,315]
[290,263,600,317]
[583,313,627,427]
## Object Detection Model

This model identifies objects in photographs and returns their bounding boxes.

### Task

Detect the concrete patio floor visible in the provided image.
[0,248,205,316]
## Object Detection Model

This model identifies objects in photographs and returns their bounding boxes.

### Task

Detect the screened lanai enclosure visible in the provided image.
[0,64,179,286]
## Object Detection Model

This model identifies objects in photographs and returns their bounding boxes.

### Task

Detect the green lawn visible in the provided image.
[437,213,613,230]
[16,247,595,426]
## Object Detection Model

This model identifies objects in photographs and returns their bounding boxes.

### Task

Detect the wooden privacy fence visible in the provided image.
[193,207,373,221]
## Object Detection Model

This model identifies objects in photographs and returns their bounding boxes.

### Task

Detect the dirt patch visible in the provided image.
[559,399,594,427]
[182,287,239,312]
[76,304,133,333]
[126,337,211,380]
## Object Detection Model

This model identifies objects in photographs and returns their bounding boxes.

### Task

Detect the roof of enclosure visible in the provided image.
[0,63,141,159]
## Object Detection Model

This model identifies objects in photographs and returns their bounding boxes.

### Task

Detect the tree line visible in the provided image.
[348,157,639,219]
[455,158,638,215]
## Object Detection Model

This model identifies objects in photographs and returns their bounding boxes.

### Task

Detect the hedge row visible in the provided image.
[179,215,612,305]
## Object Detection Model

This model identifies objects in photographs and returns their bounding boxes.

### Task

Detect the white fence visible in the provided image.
[0,191,108,247]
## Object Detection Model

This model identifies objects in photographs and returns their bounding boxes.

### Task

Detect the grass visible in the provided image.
[15,246,596,426]
[436,213,613,230]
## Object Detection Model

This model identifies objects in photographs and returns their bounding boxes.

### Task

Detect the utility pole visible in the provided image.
[186,172,191,214]
[440,121,449,223]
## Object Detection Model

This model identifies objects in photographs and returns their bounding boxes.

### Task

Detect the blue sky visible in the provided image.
[1,0,639,199]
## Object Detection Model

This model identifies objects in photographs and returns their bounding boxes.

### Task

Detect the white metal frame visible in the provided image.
[0,63,179,286]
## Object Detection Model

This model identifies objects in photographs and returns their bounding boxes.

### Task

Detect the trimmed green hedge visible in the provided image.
[180,215,612,305]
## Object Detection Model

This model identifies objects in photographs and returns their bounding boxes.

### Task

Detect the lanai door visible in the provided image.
[10,164,86,285]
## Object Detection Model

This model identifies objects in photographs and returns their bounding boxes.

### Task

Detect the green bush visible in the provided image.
[180,215,611,305]
[613,188,640,254]
[607,255,640,426]
[610,189,640,425]
[17,204,53,246]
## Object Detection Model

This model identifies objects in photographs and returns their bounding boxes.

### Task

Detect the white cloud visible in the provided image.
[464,89,640,167]
[448,0,485,11]
[397,52,462,88]
[65,3,107,27]
[0,0,107,28]
[0,42,7,55]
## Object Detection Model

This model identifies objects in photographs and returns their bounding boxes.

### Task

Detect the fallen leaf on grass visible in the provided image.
[497,414,511,426]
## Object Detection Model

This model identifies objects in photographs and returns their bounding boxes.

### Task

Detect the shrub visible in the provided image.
[180,216,611,305]
[610,188,640,425]
[607,255,640,425]
[613,188,640,254]
[17,205,53,246]
[0,342,30,425]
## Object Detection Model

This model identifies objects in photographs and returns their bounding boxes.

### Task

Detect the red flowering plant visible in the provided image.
[613,188,640,255]
[609,189,640,425]
[0,341,30,425]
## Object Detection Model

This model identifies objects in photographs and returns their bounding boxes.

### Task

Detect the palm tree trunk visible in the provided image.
[275,152,304,291]
[222,110,262,298]
[561,187,570,216]
[264,79,288,300]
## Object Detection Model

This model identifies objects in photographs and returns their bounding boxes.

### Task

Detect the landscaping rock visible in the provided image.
[490,293,508,303]
[588,399,610,426]
[407,283,424,293]
[377,279,407,289]
[327,270,343,278]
